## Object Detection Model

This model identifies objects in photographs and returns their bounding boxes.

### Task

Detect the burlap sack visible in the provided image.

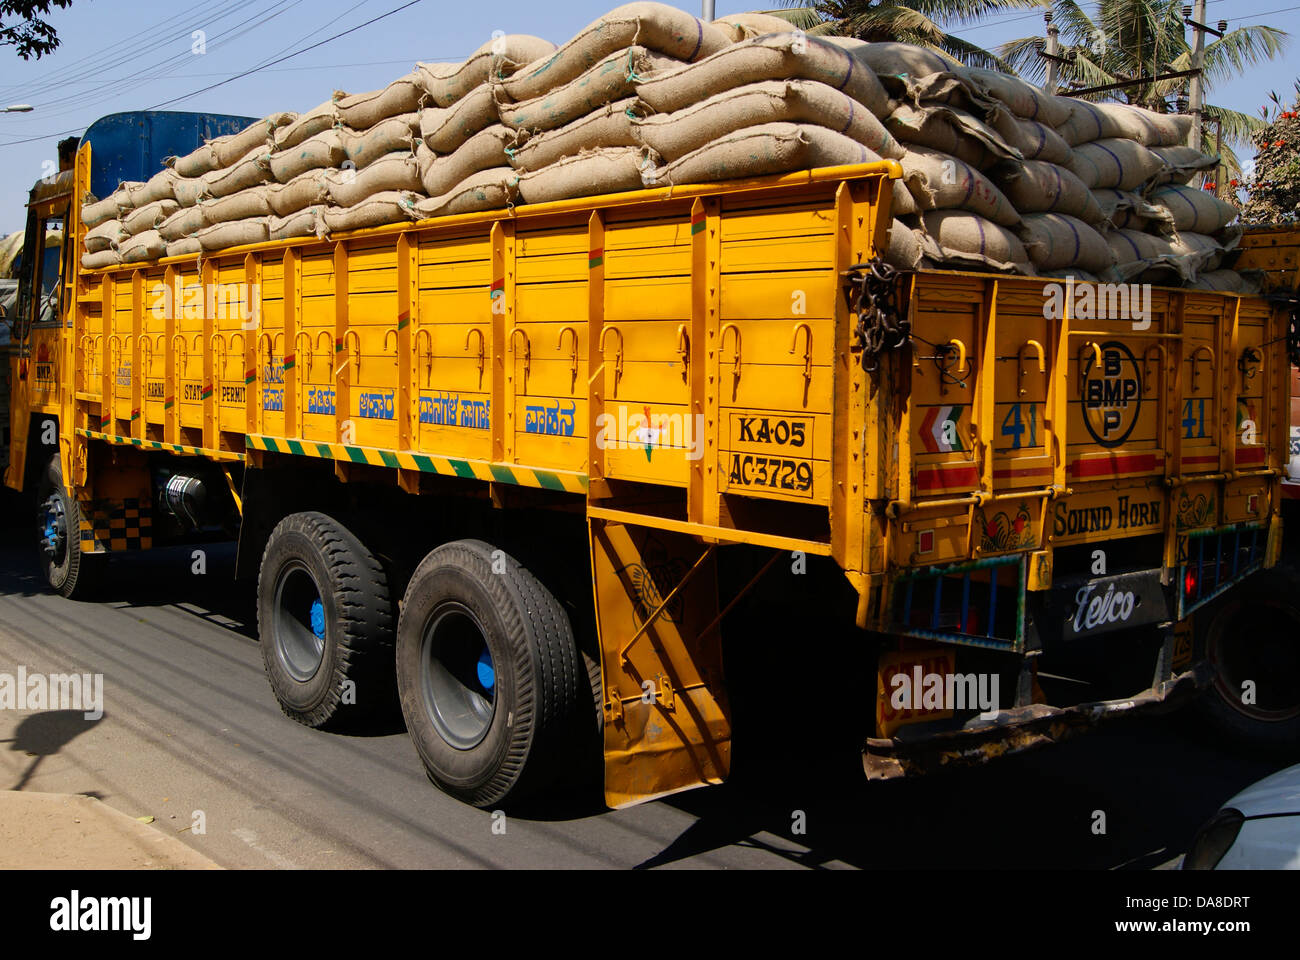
[1065,138,1164,191]
[1093,103,1191,147]
[81,249,122,270]
[84,219,127,253]
[716,11,798,42]
[1106,228,1184,281]
[123,199,180,235]
[1018,212,1115,273]
[417,34,557,107]
[990,111,1071,164]
[172,176,210,208]
[900,148,1020,227]
[197,217,270,252]
[417,125,514,196]
[633,79,904,163]
[853,42,961,84]
[500,46,678,132]
[892,178,917,216]
[1054,98,1116,146]
[1146,184,1238,234]
[165,236,202,258]
[205,186,273,223]
[321,192,418,233]
[327,152,422,206]
[202,146,271,198]
[120,229,166,263]
[158,205,211,242]
[886,102,1019,168]
[1191,269,1259,293]
[993,159,1103,223]
[881,216,922,270]
[269,207,324,241]
[171,142,219,178]
[211,113,293,168]
[81,193,123,229]
[918,209,1029,272]
[342,114,418,170]
[414,167,517,218]
[646,123,880,188]
[512,99,636,170]
[1150,145,1218,186]
[1091,188,1169,231]
[130,168,178,207]
[275,101,337,150]
[419,83,497,154]
[86,181,140,224]
[517,146,653,203]
[635,33,890,119]
[1171,231,1231,273]
[967,67,1069,126]
[500,3,729,102]
[267,170,330,217]
[270,129,347,183]
[335,72,425,129]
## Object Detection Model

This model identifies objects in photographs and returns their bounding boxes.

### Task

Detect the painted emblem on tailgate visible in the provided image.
[1080,341,1141,448]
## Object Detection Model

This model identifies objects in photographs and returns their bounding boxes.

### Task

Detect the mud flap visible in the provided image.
[588,517,730,808]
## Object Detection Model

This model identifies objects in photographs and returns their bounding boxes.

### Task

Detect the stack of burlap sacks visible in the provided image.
[859,43,1245,289]
[76,2,1247,292]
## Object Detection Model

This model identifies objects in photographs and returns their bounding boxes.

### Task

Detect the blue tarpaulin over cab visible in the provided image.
[80,111,258,203]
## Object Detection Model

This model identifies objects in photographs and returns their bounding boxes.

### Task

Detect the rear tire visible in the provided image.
[35,454,103,600]
[396,539,584,808]
[1194,566,1300,750]
[257,512,396,730]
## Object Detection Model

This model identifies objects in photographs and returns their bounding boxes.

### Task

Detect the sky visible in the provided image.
[0,0,1296,233]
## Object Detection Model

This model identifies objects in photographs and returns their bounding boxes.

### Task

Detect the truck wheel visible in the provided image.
[1195,567,1300,750]
[257,512,396,730]
[35,454,103,599]
[396,539,584,808]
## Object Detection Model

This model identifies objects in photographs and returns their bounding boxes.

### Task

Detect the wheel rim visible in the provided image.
[272,562,327,682]
[1210,598,1300,723]
[419,602,496,750]
[39,494,67,566]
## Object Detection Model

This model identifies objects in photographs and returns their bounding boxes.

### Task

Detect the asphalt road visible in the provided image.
[0,516,1292,869]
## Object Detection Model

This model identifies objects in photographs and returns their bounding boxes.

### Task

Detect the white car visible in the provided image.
[1184,762,1300,869]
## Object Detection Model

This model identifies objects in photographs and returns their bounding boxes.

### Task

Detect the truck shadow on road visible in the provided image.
[645,716,1293,869]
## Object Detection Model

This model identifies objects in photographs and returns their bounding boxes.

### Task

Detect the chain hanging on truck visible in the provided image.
[844,258,907,373]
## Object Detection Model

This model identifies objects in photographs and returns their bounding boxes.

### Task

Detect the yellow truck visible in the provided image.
[3,110,1292,809]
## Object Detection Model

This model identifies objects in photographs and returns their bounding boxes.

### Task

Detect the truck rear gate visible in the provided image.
[5,119,1291,808]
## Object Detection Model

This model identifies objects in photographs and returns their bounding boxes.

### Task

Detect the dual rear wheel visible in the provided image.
[257,516,593,806]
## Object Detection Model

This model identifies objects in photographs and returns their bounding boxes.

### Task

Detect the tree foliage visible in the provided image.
[0,0,72,61]
[769,1,1041,71]
[999,1,1288,175]
[1241,85,1300,224]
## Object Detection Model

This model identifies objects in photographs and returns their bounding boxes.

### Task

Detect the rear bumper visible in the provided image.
[863,661,1211,780]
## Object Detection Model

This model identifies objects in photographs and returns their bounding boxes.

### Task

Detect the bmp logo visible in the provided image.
[1080,341,1141,448]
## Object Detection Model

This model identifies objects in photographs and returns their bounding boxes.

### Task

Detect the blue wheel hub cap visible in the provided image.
[309,599,325,639]
[476,646,495,691]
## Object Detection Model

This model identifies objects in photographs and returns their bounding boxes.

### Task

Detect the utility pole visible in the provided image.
[1037,12,1074,95]
[702,0,714,22]
[1188,0,1206,150]
[1044,12,1060,94]
[1183,4,1227,150]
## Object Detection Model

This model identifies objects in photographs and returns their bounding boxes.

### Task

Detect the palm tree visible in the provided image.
[998,1,1288,174]
[767,1,1044,71]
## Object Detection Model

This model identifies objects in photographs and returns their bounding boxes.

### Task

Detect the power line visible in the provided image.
[145,0,425,109]
[0,0,427,145]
